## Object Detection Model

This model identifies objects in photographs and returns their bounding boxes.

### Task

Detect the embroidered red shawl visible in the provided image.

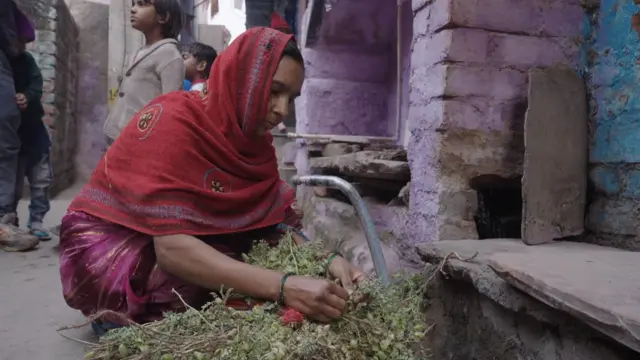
[69,28,297,236]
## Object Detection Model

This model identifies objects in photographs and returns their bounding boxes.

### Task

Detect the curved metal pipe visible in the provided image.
[291,175,390,285]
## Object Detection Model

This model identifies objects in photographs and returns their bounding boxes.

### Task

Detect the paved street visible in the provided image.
[0,183,91,360]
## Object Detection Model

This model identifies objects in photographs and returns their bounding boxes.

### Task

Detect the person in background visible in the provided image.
[0,1,21,225]
[10,10,53,242]
[103,0,185,145]
[180,42,217,92]
[183,79,191,91]
[0,3,40,252]
[245,0,288,30]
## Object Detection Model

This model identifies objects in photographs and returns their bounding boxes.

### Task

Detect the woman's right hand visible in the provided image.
[282,275,349,322]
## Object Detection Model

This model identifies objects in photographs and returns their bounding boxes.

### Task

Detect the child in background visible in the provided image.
[180,42,217,92]
[11,12,52,241]
[103,0,185,145]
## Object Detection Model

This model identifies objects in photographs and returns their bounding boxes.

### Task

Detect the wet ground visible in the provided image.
[0,183,91,360]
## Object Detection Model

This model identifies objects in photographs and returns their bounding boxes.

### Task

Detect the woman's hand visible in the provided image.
[282,275,349,323]
[328,256,366,289]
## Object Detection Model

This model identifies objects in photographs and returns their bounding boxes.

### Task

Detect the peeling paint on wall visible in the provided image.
[586,0,640,249]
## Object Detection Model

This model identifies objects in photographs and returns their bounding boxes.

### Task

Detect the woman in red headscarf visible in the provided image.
[58,27,364,334]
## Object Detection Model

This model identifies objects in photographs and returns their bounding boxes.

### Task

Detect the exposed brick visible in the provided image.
[36,53,57,68]
[407,102,442,133]
[448,28,489,63]
[42,103,58,117]
[587,196,640,236]
[35,42,57,55]
[449,0,583,37]
[41,92,55,103]
[41,68,55,80]
[410,30,452,69]
[413,26,575,70]
[404,0,582,244]
[42,80,55,92]
[412,0,451,37]
[446,64,527,99]
[439,128,524,183]
[409,63,527,102]
[413,98,526,134]
[408,64,446,104]
[485,32,576,68]
[36,29,56,42]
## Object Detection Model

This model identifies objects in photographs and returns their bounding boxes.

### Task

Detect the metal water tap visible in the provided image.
[291,175,390,285]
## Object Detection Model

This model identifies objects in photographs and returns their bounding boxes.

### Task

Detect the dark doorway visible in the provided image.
[470,175,522,239]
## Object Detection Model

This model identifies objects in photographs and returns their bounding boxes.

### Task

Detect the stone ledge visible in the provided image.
[418,239,566,325]
[417,239,640,354]
[309,151,410,181]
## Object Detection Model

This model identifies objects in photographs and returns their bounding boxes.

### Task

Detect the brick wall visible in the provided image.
[407,0,583,242]
[15,0,79,196]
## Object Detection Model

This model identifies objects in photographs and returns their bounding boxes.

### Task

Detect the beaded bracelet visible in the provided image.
[278,273,294,305]
[325,252,341,275]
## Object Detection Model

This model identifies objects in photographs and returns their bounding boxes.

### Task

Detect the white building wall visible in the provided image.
[206,0,247,43]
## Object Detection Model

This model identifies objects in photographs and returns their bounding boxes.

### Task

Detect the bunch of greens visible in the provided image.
[85,234,429,360]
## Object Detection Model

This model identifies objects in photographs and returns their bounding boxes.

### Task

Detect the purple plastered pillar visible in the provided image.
[407,0,583,243]
[296,0,583,249]
[294,0,400,206]
[295,0,396,137]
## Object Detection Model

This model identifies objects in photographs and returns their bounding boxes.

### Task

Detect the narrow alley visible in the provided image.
[0,183,88,360]
[2,0,640,359]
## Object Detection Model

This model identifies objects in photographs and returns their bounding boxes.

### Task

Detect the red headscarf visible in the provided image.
[69,28,297,236]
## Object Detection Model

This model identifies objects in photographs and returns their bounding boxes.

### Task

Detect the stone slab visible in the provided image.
[418,239,640,353]
[417,238,625,266]
[488,249,640,353]
[522,65,587,245]
[418,239,630,324]
[309,151,410,180]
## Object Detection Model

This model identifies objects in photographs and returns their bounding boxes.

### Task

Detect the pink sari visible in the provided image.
[58,208,302,325]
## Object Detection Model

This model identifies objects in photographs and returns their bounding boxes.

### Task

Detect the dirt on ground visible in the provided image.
[0,183,91,360]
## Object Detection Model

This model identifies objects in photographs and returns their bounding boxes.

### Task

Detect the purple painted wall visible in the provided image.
[68,0,109,180]
[295,0,419,264]
[406,0,582,243]
[295,0,396,137]
[297,0,584,258]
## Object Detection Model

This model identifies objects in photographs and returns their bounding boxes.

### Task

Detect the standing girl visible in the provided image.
[103,0,185,145]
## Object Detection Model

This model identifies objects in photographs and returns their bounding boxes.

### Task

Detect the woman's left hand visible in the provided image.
[327,255,366,289]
